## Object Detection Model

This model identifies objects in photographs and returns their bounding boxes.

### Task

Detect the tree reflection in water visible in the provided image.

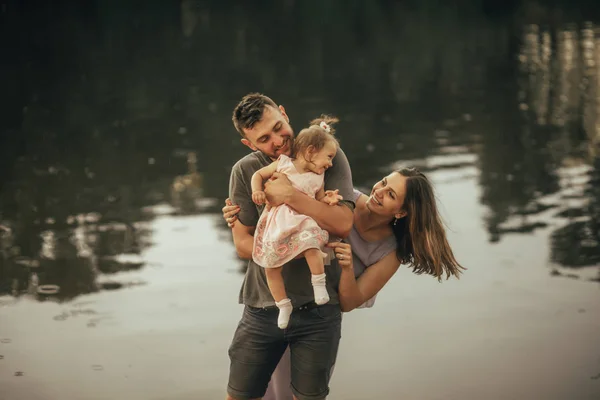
[1,1,600,300]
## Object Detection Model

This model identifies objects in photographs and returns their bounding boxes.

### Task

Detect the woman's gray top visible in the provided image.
[346,189,397,308]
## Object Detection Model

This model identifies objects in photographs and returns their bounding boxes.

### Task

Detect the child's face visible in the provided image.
[307,140,337,175]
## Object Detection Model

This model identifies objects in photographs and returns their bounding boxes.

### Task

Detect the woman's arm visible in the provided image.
[328,242,401,312]
[222,198,241,228]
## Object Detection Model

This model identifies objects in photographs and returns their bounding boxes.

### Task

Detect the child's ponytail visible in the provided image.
[292,115,341,157]
[308,115,340,135]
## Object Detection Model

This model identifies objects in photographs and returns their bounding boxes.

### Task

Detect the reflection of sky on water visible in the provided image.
[1,2,599,302]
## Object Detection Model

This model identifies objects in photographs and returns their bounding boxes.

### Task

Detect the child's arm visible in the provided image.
[251,161,279,205]
[316,186,343,206]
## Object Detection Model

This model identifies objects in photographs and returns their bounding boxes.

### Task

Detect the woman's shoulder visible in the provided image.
[352,188,367,203]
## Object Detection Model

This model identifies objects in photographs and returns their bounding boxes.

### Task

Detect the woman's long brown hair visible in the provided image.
[392,168,465,280]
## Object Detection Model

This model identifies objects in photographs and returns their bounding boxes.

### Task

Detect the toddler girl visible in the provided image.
[251,116,342,329]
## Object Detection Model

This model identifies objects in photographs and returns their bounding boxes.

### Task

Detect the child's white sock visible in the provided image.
[311,273,330,305]
[275,298,293,329]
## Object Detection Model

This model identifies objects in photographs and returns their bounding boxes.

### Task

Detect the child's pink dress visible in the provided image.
[253,154,329,268]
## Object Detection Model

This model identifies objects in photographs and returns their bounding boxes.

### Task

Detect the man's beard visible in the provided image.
[269,137,292,159]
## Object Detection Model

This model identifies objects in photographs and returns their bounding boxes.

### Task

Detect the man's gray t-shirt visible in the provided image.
[229,149,355,308]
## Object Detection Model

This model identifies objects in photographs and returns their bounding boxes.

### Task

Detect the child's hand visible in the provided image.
[252,190,266,205]
[323,189,343,206]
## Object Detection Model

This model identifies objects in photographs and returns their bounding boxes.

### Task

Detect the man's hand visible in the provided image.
[322,189,343,206]
[264,172,294,207]
[252,190,267,205]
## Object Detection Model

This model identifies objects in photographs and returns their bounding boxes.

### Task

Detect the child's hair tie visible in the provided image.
[319,121,331,133]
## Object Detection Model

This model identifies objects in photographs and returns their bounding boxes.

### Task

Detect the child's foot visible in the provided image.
[311,273,330,305]
[275,298,293,329]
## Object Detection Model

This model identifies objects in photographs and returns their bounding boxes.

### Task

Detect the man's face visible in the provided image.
[241,105,294,160]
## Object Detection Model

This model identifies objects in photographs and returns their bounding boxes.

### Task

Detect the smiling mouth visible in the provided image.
[276,139,289,152]
[369,196,382,206]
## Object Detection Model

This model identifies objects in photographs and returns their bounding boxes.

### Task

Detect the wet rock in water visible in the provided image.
[53,312,69,321]
[70,309,96,317]
[37,284,60,295]
[14,371,24,376]
[13,256,39,268]
[72,301,95,308]
[100,281,122,290]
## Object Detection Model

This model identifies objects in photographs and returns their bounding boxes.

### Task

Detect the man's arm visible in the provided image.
[287,190,353,237]
[228,159,260,256]
[264,148,355,238]
[231,221,255,259]
[315,186,326,202]
[264,174,352,237]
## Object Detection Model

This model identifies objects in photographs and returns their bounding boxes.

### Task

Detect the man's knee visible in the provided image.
[289,304,342,399]
[227,307,287,400]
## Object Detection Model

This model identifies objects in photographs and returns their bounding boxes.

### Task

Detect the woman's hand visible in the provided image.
[326,241,353,269]
[222,198,240,228]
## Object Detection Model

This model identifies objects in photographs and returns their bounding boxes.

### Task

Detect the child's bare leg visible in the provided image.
[304,249,330,305]
[265,267,287,302]
[265,267,293,329]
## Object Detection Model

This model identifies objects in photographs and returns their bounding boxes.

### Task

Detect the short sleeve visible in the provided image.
[324,148,355,210]
[356,294,377,309]
[277,154,290,163]
[229,163,259,227]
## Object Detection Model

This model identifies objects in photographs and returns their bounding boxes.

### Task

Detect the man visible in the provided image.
[226,93,355,400]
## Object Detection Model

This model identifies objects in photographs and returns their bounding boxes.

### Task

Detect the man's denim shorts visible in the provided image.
[227,303,342,400]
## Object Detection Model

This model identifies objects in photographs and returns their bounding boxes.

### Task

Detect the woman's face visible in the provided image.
[366,172,407,219]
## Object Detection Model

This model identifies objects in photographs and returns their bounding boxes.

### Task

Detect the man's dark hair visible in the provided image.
[232,93,278,137]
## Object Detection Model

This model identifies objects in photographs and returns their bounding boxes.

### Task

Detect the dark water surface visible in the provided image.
[1,0,599,299]
[1,2,600,399]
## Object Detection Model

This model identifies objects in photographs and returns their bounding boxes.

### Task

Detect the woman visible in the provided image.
[222,167,465,399]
